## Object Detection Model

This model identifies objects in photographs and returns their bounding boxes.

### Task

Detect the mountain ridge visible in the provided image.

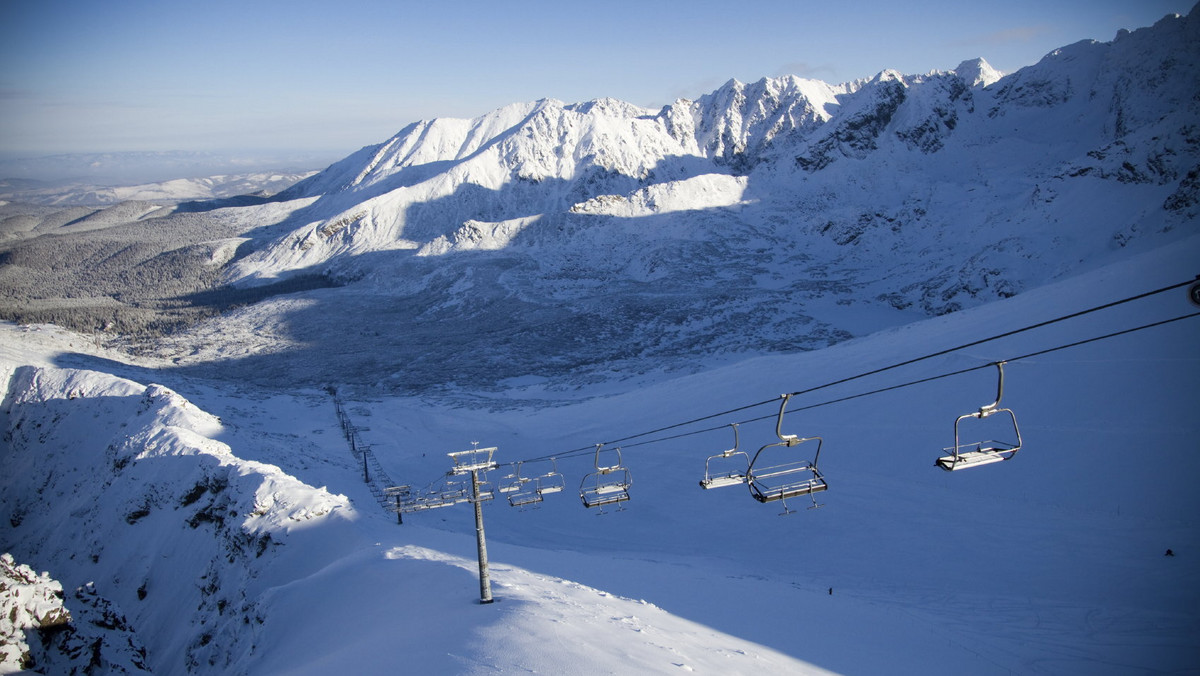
[156,6,1200,394]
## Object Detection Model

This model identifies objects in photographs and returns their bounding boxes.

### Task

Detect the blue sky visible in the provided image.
[0,0,1193,159]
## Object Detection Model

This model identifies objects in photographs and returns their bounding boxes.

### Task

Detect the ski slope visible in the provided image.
[2,233,1197,674]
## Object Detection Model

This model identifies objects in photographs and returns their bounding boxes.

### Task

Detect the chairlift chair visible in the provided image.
[536,458,566,495]
[580,444,632,511]
[414,491,457,510]
[383,485,412,498]
[433,477,470,504]
[936,362,1023,471]
[746,394,827,514]
[699,423,749,489]
[497,463,526,494]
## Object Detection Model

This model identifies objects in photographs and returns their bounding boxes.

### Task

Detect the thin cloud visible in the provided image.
[957,24,1053,47]
[773,62,840,80]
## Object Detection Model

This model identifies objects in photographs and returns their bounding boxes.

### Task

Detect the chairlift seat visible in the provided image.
[749,463,827,503]
[508,490,543,508]
[581,487,631,508]
[700,473,748,489]
[750,477,828,503]
[936,440,1018,471]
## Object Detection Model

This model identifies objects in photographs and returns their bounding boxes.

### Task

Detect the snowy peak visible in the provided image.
[988,8,1200,133]
[954,58,1002,87]
[687,75,846,166]
[208,6,1200,391]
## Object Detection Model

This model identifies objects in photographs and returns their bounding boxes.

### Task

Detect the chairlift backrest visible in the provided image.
[592,443,624,473]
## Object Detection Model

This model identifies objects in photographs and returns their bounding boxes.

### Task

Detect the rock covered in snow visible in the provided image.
[1,553,70,671]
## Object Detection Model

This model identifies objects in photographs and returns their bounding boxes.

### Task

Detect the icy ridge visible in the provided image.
[0,363,353,673]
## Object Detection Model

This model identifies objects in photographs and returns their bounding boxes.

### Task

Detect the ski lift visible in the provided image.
[746,394,827,514]
[580,444,632,512]
[936,361,1022,471]
[448,443,498,475]
[699,423,749,489]
[535,458,566,495]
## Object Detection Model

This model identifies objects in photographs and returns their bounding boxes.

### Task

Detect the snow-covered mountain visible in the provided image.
[2,229,1196,674]
[159,7,1200,394]
[0,171,317,207]
[2,8,1199,675]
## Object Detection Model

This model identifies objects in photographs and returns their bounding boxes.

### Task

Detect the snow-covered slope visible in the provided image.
[0,171,316,207]
[0,355,354,673]
[2,230,1196,674]
[146,7,1200,395]
[0,327,832,674]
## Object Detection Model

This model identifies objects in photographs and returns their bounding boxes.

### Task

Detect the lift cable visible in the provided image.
[398,303,1195,499]
[601,308,1200,453]
[400,304,1200,502]
[783,275,1198,400]
[512,276,1198,465]
[398,274,1195,487]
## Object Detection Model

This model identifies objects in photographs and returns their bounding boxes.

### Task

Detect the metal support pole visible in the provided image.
[471,470,494,604]
[363,446,370,483]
